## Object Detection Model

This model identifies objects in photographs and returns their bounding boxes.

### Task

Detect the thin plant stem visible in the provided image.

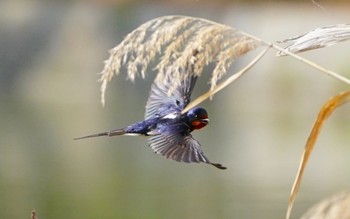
[182,46,270,113]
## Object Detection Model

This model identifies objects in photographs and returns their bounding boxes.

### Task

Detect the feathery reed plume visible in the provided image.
[277,24,350,56]
[300,191,350,219]
[286,90,350,219]
[99,15,260,106]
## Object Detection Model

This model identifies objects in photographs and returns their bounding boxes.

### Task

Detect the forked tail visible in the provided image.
[210,162,227,170]
[74,128,126,140]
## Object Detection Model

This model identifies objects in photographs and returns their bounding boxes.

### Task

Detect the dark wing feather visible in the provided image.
[148,129,226,169]
[148,132,211,164]
[145,70,197,120]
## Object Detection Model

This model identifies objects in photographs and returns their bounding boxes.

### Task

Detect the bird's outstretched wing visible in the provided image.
[148,129,226,169]
[145,69,197,120]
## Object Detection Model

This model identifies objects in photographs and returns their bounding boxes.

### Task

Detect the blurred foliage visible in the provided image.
[1,1,350,219]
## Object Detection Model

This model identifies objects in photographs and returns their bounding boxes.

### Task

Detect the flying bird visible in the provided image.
[75,72,226,170]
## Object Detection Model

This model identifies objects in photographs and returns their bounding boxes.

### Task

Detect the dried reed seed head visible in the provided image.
[211,37,258,89]
[300,191,350,219]
[277,23,350,56]
[100,15,260,105]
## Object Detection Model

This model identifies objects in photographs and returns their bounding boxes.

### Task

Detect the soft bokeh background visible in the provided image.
[1,1,350,218]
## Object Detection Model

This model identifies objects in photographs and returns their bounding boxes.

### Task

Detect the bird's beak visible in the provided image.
[200,118,209,124]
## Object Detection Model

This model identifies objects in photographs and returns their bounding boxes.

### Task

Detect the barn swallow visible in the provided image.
[75,73,226,170]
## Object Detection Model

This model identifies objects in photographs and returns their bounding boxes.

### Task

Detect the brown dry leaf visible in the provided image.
[286,90,350,219]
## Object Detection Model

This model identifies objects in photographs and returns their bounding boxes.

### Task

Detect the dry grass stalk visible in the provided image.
[277,24,350,56]
[182,46,270,113]
[99,15,260,106]
[31,210,36,219]
[286,90,350,219]
[240,31,350,86]
[275,43,350,85]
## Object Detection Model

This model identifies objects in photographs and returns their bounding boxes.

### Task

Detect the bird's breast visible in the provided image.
[191,121,207,130]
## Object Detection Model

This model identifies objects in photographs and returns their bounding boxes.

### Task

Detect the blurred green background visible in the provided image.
[1,1,350,218]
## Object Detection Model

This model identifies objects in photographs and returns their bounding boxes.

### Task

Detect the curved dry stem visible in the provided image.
[272,44,350,85]
[285,90,350,219]
[182,46,270,113]
[240,31,350,86]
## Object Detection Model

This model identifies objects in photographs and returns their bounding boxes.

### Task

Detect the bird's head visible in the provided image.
[186,107,209,130]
